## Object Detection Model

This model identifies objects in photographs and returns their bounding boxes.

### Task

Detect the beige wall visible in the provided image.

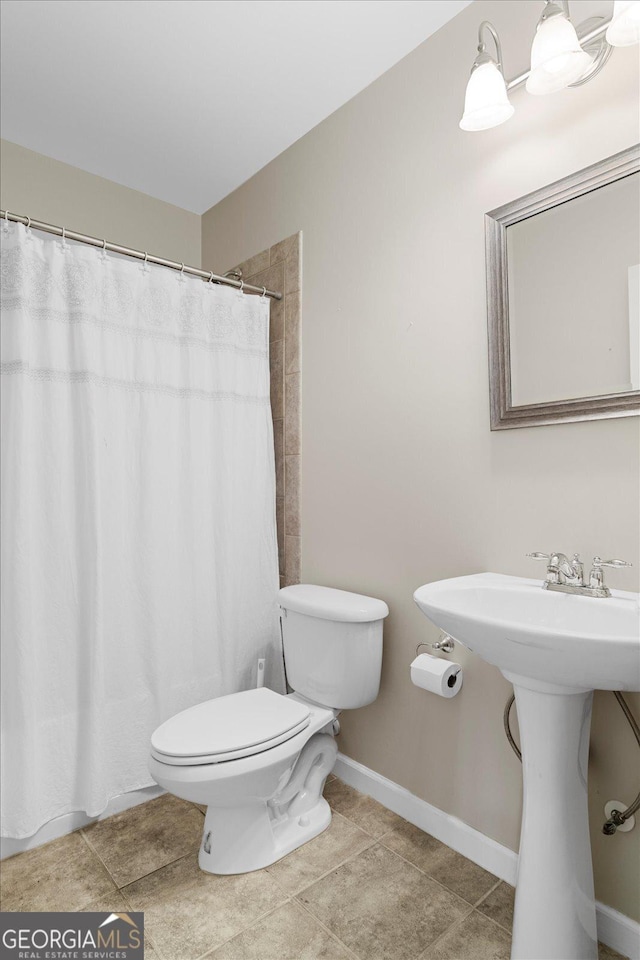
[202,0,640,921]
[0,140,201,264]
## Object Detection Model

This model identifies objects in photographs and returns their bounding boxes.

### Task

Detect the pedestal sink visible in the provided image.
[413,573,640,960]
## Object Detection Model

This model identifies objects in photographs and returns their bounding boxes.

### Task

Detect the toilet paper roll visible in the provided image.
[410,653,463,698]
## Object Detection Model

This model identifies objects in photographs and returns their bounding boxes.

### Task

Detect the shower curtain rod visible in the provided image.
[1,210,283,301]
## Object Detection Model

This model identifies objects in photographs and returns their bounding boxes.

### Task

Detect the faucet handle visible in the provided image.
[527,552,551,561]
[589,557,632,594]
[592,557,632,570]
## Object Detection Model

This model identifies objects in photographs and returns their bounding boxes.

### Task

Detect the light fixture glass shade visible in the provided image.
[459,61,514,131]
[526,11,593,95]
[606,1,640,46]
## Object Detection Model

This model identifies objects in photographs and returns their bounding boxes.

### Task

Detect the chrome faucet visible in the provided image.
[527,552,632,598]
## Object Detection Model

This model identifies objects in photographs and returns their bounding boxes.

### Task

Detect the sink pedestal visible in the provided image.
[414,572,639,959]
[506,673,597,960]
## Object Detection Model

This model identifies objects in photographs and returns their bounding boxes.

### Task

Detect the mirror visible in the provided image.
[486,145,640,430]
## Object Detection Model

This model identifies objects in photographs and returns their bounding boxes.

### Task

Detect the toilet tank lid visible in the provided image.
[278,584,389,622]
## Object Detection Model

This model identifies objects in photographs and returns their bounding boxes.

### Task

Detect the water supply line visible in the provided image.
[602,693,640,834]
[503,691,640,834]
[503,693,521,762]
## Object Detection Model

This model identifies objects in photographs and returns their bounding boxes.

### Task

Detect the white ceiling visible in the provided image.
[0,0,471,213]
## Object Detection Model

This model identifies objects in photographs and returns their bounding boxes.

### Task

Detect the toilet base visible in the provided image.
[195,730,338,875]
[198,796,332,874]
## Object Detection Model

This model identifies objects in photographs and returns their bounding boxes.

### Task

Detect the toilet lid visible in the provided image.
[151,687,311,764]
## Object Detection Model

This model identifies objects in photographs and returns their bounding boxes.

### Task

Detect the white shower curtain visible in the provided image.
[0,221,284,838]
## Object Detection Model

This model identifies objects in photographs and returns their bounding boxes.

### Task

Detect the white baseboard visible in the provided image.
[333,752,640,960]
[334,752,518,884]
[0,784,165,861]
[597,904,640,960]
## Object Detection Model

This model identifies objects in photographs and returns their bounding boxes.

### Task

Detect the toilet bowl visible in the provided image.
[149,584,388,874]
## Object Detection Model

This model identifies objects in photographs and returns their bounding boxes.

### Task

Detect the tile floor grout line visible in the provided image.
[119,881,162,955]
[277,832,377,899]
[333,816,398,844]
[120,850,197,894]
[292,839,474,960]
[77,829,121,896]
[274,835,376,901]
[471,903,515,936]
[374,836,489,913]
[376,825,399,841]
[118,884,163,959]
[327,786,517,953]
[118,887,167,960]
[80,794,203,887]
[329,787,501,905]
[195,897,294,960]
[294,896,364,960]
[414,911,474,960]
[265,809,375,897]
[472,876,504,908]
[323,785,402,843]
[411,897,515,960]
[144,937,166,960]
[470,877,517,934]
[283,816,485,919]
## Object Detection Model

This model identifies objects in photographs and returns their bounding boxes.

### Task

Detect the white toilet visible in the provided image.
[149,584,389,874]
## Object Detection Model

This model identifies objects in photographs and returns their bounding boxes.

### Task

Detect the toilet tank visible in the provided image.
[278,584,389,710]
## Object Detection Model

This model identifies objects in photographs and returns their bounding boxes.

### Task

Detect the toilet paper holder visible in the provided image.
[416,632,455,655]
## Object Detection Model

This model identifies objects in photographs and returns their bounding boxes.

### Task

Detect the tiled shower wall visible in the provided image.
[233,233,301,586]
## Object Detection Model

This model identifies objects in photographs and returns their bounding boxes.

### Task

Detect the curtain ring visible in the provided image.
[3,212,12,234]
[208,271,214,284]
[61,227,66,240]
[25,216,31,229]
[239,279,244,295]
[102,239,107,252]
[261,286,267,299]
[143,251,149,264]
[180,263,185,274]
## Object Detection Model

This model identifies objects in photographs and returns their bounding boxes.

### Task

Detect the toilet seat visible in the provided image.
[150,687,311,766]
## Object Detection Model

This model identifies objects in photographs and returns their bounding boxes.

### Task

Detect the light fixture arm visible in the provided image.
[540,0,571,20]
[476,20,505,71]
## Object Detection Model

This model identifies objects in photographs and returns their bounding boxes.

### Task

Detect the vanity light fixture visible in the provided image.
[607,0,640,46]
[527,2,593,94]
[460,0,639,131]
[459,21,514,131]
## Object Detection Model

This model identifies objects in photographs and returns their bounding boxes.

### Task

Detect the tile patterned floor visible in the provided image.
[0,777,629,960]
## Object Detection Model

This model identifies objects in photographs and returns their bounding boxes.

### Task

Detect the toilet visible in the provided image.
[149,584,389,874]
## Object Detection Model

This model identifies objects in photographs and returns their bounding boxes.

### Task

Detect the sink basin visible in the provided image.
[414,572,640,692]
[414,572,640,960]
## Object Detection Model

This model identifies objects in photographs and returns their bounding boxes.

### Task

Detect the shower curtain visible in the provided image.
[0,220,284,838]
